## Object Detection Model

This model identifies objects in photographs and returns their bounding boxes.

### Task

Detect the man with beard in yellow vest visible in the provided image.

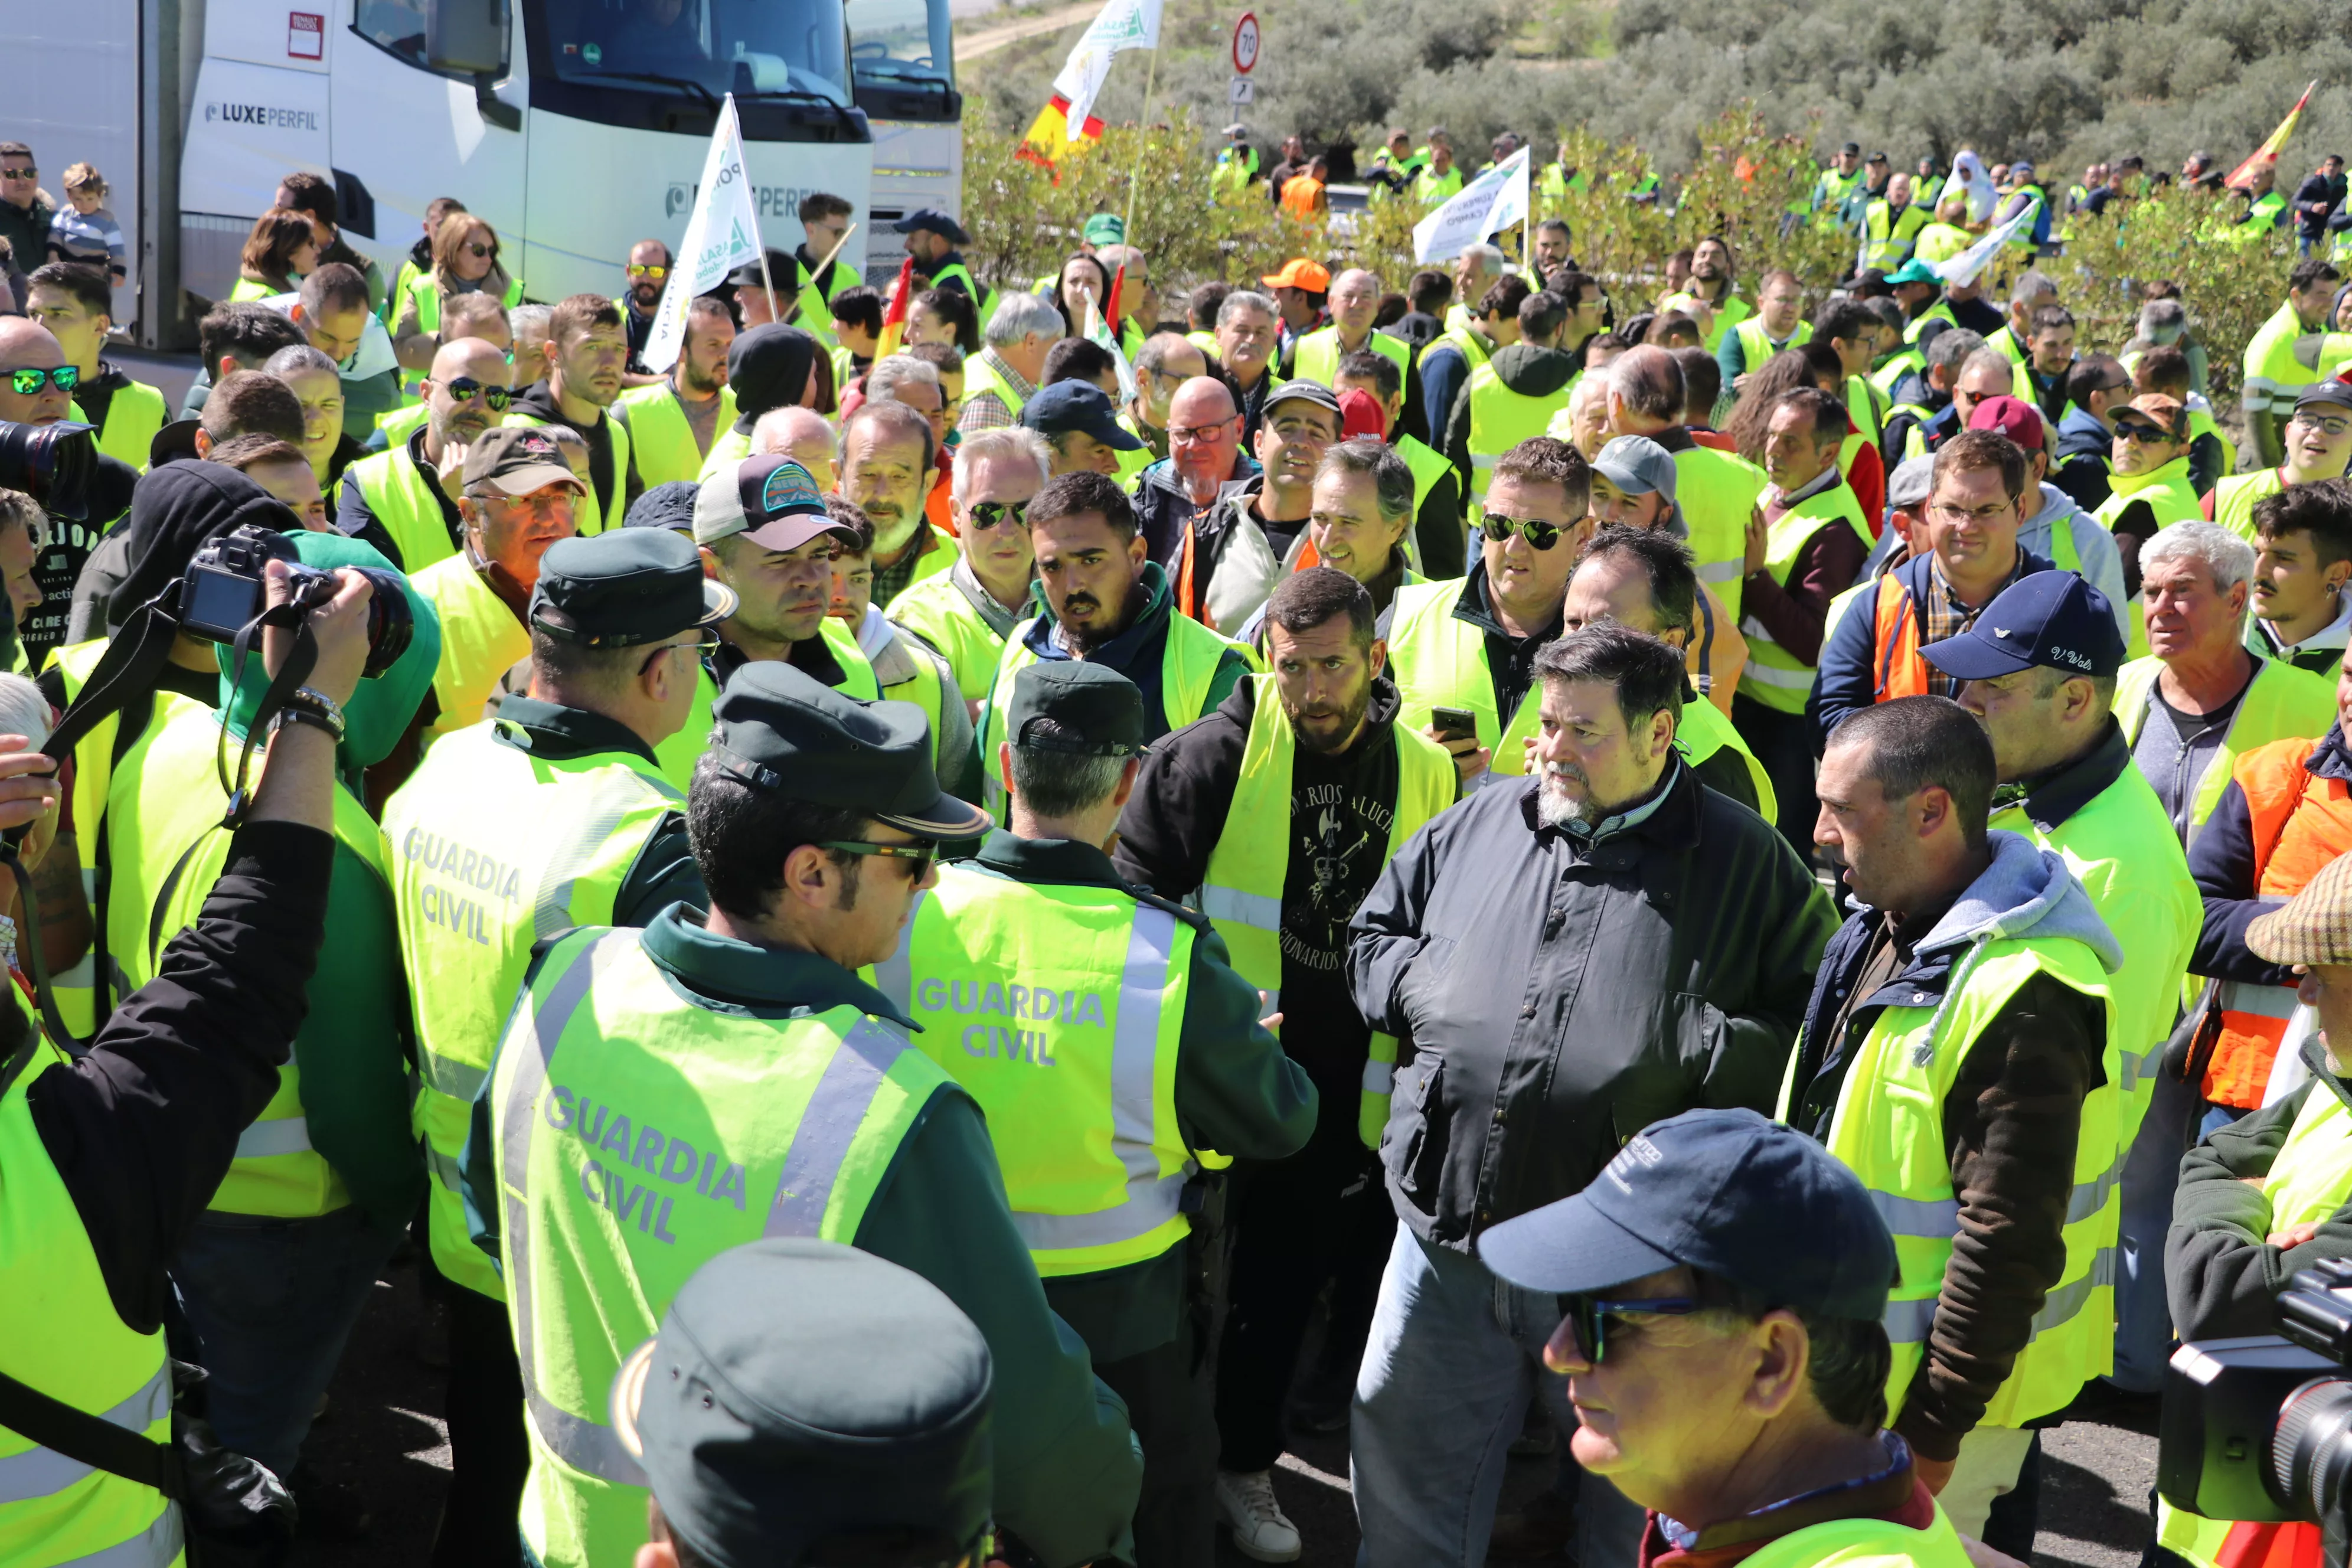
[876,657,1317,1568]
[467,661,1144,1568]
[2156,851,2352,1568]
[1112,567,1454,1562]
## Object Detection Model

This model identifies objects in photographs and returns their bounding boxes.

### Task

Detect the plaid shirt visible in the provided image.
[1919,552,2031,697]
[955,349,1037,434]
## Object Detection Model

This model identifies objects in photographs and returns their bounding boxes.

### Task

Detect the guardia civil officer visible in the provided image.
[464,662,1142,1568]
[614,1238,995,1568]
[383,527,725,1562]
[874,659,1318,1568]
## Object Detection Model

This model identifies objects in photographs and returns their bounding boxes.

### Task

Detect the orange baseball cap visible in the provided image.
[1261,258,1332,292]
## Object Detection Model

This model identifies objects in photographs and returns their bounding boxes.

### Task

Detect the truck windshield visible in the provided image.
[845,0,951,87]
[535,0,852,104]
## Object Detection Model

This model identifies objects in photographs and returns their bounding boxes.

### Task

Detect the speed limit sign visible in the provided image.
[1231,12,1259,73]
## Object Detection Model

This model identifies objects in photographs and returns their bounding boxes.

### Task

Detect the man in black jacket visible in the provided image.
[1116,567,1456,1564]
[0,556,370,1561]
[2295,156,2347,256]
[1347,624,1834,1568]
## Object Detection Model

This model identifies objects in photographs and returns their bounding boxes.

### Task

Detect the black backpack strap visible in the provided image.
[0,1364,182,1500]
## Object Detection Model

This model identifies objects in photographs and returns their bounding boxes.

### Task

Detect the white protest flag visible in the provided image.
[1052,0,1164,143]
[643,95,765,373]
[1413,146,1531,264]
[1083,293,1137,404]
[1925,198,2038,290]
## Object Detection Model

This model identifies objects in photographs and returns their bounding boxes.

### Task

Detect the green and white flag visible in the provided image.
[1052,0,1163,143]
[644,94,766,373]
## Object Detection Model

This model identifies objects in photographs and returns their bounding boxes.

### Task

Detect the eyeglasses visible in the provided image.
[816,838,939,881]
[626,263,669,280]
[0,167,33,180]
[637,628,716,677]
[965,499,1028,531]
[5,365,79,396]
[1926,500,2015,525]
[2292,411,2352,437]
[440,377,512,411]
[2113,419,2174,443]
[1563,1295,1701,1364]
[1169,421,1239,443]
[1480,513,1581,551]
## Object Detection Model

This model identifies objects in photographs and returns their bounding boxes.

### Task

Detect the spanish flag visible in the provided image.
[873,256,916,361]
[2227,81,2318,192]
[1021,93,1104,170]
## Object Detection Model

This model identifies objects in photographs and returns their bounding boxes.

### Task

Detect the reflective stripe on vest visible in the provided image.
[877,880,1197,1269]
[492,929,948,1568]
[385,720,684,1299]
[1673,447,1766,623]
[2242,300,2352,420]
[0,1041,182,1567]
[1464,365,1573,502]
[1738,484,1874,713]
[1386,577,1543,774]
[1818,936,2121,1426]
[1191,676,1454,1148]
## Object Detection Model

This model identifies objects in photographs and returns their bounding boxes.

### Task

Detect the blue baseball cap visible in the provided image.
[1020,381,1143,450]
[1479,1109,1896,1321]
[1917,569,2123,682]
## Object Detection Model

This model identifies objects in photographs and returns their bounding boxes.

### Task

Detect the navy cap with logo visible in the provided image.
[612,1239,994,1568]
[1917,569,2124,683]
[1481,1108,1897,1321]
[892,208,972,246]
[695,455,857,554]
[1007,662,1147,757]
[529,530,736,649]
[707,661,992,839]
[1020,381,1143,451]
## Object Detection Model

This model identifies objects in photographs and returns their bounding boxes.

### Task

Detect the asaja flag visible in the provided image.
[1050,0,1162,143]
[1413,146,1531,264]
[2228,81,2319,192]
[1924,197,2039,289]
[644,95,765,373]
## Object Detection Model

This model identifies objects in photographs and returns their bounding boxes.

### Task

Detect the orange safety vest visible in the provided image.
[2207,736,2352,1106]
[1870,574,1932,703]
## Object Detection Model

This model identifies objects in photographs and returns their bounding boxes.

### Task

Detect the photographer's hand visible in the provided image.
[250,561,375,833]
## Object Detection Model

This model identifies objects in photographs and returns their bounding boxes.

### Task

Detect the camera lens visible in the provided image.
[2273,1376,2352,1523]
[348,567,414,677]
[0,419,97,520]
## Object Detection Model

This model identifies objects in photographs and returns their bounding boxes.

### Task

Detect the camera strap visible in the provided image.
[211,599,319,832]
[0,1363,185,1502]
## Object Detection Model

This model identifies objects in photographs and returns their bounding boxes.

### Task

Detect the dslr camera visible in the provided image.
[181,525,414,676]
[0,419,99,520]
[2162,1256,2352,1565]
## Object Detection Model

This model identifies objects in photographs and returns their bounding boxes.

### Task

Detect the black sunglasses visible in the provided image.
[2113,419,2173,443]
[442,376,512,411]
[966,499,1028,532]
[1563,1295,1701,1364]
[817,839,939,881]
[1481,513,1582,551]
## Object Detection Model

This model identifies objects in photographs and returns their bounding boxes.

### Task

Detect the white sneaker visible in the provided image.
[1217,1469,1303,1563]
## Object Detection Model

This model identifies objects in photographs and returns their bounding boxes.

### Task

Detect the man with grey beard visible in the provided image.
[1344,621,1835,1568]
[839,397,952,607]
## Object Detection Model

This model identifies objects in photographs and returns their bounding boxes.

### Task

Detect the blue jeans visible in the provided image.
[2113,1072,2252,1393]
[1351,1221,1647,1568]
[172,1206,403,1479]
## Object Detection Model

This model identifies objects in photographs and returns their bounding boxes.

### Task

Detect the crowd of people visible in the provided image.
[6,116,2352,1568]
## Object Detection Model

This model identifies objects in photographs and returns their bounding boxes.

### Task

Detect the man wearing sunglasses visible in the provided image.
[883,658,1315,1568]
[2208,376,2352,544]
[388,528,723,1553]
[617,238,673,381]
[889,427,1050,710]
[2092,393,2204,638]
[1350,623,1834,1568]
[1391,437,1596,787]
[471,661,1146,1568]
[338,335,514,574]
[0,141,53,294]
[1479,1110,1956,1568]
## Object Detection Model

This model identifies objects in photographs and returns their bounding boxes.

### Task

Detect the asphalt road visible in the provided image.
[295,1249,2164,1568]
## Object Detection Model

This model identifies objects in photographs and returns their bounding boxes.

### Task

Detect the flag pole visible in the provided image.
[1121,41,1162,246]
[788,221,859,324]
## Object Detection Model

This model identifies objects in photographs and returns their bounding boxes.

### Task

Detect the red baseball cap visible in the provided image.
[1966,393,2044,452]
[1338,387,1387,441]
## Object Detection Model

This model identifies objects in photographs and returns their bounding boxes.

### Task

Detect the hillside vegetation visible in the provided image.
[961,0,2352,178]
